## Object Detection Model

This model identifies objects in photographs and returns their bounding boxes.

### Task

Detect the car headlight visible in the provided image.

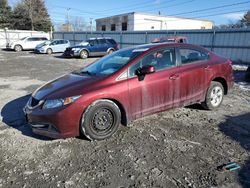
[72,48,81,52]
[43,95,81,109]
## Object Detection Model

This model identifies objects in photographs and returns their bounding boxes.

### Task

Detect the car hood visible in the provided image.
[32,73,101,100]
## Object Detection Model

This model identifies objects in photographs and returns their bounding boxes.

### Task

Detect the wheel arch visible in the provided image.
[107,48,115,53]
[103,98,128,126]
[212,77,228,95]
[14,44,23,49]
[80,48,90,55]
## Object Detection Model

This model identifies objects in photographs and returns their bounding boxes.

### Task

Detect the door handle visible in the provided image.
[169,74,179,80]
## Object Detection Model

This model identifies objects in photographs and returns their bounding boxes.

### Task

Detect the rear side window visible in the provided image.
[107,39,117,45]
[129,48,176,77]
[98,39,107,45]
[179,48,209,64]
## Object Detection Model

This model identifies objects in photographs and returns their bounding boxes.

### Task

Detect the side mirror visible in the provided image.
[135,65,155,81]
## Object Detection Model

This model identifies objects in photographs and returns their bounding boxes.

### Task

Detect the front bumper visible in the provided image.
[24,102,84,139]
[63,50,79,57]
[6,44,13,50]
[34,48,46,54]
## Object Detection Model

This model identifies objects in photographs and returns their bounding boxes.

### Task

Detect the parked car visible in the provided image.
[152,36,188,43]
[63,37,119,59]
[6,36,48,52]
[35,39,70,54]
[24,43,234,140]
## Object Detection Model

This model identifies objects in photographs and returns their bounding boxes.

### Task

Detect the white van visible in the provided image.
[6,36,48,52]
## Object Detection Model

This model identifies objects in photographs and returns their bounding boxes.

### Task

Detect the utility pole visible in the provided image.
[90,18,93,34]
[66,8,71,32]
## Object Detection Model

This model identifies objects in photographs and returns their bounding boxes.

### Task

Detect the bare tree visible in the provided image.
[70,16,87,31]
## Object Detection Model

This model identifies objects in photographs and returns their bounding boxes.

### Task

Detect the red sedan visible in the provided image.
[24,43,234,140]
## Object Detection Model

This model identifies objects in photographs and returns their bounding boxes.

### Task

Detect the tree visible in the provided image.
[241,11,250,27]
[71,16,87,31]
[12,0,52,32]
[0,0,13,29]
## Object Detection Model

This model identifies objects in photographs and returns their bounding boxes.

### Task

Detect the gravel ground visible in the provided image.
[0,49,250,188]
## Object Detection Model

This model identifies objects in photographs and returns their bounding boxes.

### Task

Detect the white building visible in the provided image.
[96,12,214,31]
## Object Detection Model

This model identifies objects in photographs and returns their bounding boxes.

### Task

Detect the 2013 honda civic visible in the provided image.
[24,43,234,140]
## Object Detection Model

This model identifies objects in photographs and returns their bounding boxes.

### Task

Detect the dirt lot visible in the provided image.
[0,49,250,188]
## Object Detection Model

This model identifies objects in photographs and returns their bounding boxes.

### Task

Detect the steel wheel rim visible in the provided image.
[210,86,223,107]
[91,108,115,135]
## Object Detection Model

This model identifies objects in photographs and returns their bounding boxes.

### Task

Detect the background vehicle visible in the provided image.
[6,36,48,52]
[24,43,233,141]
[35,39,70,54]
[63,37,119,58]
[152,36,188,43]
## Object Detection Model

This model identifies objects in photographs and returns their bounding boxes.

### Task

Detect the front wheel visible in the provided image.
[46,48,53,54]
[202,81,224,110]
[80,100,121,140]
[14,45,22,52]
[80,50,88,59]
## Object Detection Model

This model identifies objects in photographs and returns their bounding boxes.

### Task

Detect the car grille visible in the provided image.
[31,97,40,107]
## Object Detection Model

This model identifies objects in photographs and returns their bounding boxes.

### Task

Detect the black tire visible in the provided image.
[202,81,224,110]
[46,48,53,54]
[108,49,114,54]
[14,45,22,52]
[80,50,89,59]
[80,100,121,140]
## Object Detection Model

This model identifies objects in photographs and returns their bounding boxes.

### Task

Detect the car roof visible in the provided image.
[125,42,208,53]
[88,37,113,40]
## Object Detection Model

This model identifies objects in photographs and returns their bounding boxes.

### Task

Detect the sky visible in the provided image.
[8,0,249,28]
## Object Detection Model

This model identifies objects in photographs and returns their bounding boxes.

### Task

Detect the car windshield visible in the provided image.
[77,48,145,76]
[79,41,89,46]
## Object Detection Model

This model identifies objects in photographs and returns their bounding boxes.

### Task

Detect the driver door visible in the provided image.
[127,48,180,119]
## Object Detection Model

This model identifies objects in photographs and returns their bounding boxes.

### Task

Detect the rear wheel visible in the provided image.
[202,81,224,110]
[14,45,22,52]
[80,50,88,59]
[46,48,53,54]
[80,100,121,140]
[108,49,114,54]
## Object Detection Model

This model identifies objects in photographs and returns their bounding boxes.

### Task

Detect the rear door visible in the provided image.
[97,39,109,55]
[127,47,180,119]
[175,47,212,106]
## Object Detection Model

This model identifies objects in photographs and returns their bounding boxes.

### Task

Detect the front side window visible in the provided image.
[88,39,98,46]
[129,48,176,77]
[179,48,209,65]
[27,37,36,41]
